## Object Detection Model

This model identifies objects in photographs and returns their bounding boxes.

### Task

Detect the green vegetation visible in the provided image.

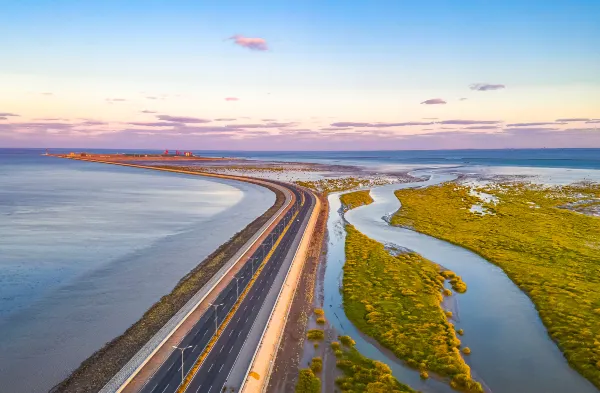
[457,329,464,336]
[314,308,325,316]
[462,347,471,355]
[295,368,321,393]
[344,225,482,392]
[440,271,468,293]
[339,335,356,347]
[297,177,392,195]
[310,357,323,373]
[316,317,326,324]
[335,346,417,393]
[340,190,374,211]
[331,341,341,351]
[307,329,325,340]
[391,182,600,388]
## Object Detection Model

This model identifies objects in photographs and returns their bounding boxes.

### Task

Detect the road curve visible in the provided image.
[137,183,313,393]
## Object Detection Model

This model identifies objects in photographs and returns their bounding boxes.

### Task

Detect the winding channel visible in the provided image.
[324,172,598,393]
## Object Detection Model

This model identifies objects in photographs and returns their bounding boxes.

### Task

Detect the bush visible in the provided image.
[445,310,453,318]
[331,341,341,351]
[339,335,356,347]
[314,308,325,316]
[316,317,326,324]
[295,369,321,393]
[457,329,464,336]
[307,329,324,340]
[420,371,429,379]
[462,347,471,355]
[443,288,453,296]
[310,357,323,373]
[313,342,319,349]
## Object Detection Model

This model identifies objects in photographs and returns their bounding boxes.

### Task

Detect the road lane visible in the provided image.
[138,184,312,393]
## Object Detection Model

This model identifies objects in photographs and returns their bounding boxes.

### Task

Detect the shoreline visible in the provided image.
[50,158,289,393]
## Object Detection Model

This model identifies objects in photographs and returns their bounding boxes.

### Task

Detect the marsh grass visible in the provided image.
[344,225,482,392]
[340,190,374,211]
[335,345,417,393]
[391,182,600,388]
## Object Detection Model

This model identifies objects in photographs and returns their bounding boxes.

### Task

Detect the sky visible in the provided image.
[1,0,599,150]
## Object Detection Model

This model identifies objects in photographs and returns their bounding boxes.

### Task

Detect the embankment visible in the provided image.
[50,160,285,393]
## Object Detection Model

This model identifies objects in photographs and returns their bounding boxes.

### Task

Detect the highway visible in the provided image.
[139,183,314,393]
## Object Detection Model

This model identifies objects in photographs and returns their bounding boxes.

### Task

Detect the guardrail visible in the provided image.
[95,171,294,393]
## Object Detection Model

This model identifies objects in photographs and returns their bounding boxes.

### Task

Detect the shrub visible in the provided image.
[316,317,326,324]
[314,308,325,316]
[295,369,321,393]
[443,288,453,296]
[331,341,341,351]
[307,329,324,340]
[457,329,464,336]
[445,310,453,318]
[420,371,429,379]
[310,357,323,373]
[313,342,319,349]
[462,347,471,355]
[339,335,356,347]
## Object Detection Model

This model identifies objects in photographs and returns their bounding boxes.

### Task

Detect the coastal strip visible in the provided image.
[239,191,321,393]
[49,157,291,393]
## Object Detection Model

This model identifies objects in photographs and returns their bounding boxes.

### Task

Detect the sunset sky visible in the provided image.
[1,0,599,150]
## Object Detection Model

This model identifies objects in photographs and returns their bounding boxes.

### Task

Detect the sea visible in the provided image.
[0,148,274,392]
[0,147,598,392]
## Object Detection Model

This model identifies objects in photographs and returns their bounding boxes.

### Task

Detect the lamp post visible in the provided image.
[172,345,192,386]
[233,275,245,298]
[208,303,223,334]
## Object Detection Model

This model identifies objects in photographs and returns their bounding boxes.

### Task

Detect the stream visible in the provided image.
[324,172,599,393]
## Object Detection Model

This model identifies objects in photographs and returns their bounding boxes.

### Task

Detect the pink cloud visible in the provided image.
[421,98,447,105]
[230,35,268,51]
[225,97,239,101]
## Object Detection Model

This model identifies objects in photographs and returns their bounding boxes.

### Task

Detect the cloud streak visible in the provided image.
[421,98,447,105]
[229,35,268,51]
[555,118,590,122]
[330,121,432,128]
[440,119,500,125]
[157,115,211,123]
[469,83,506,91]
[225,97,239,101]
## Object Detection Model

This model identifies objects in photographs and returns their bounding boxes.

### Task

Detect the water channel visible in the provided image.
[324,172,599,393]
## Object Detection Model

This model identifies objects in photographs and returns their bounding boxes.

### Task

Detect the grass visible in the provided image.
[340,190,374,211]
[391,182,600,388]
[334,345,417,393]
[51,180,285,393]
[344,225,482,392]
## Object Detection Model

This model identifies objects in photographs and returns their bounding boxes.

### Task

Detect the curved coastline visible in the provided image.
[343,174,599,393]
[16,158,287,393]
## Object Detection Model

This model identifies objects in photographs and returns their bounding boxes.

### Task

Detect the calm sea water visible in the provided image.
[0,149,274,392]
[196,148,600,170]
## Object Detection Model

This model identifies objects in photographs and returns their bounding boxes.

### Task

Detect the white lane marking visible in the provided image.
[219,364,224,373]
[193,345,197,351]
[208,363,214,372]
[178,364,181,371]
[219,345,224,353]
[208,386,213,393]
[150,384,158,393]
[160,384,169,393]
[228,330,233,337]
[229,346,233,353]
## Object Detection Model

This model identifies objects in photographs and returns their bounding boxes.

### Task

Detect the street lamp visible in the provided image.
[233,275,245,298]
[172,345,192,386]
[208,303,224,334]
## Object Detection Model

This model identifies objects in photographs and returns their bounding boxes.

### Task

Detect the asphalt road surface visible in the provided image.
[139,184,313,393]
